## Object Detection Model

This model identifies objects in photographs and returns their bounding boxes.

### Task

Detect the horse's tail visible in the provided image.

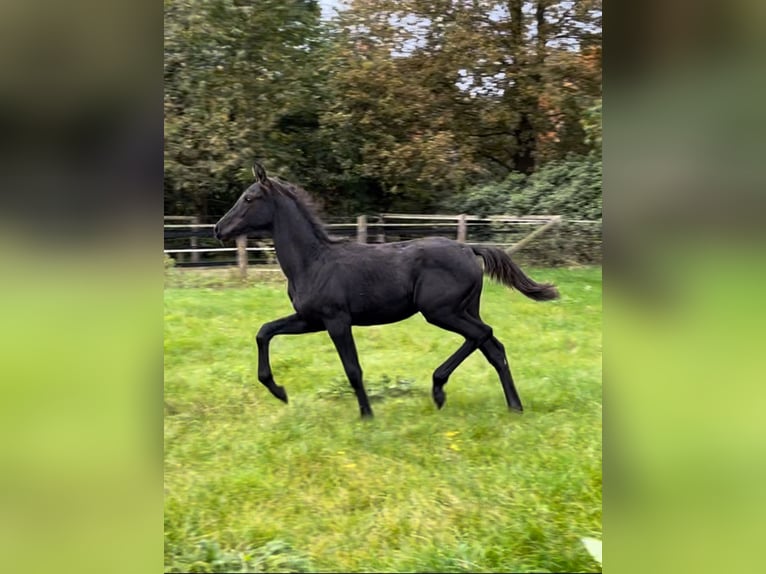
[471,245,560,302]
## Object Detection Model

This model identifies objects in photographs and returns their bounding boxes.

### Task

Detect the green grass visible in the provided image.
[164,266,602,573]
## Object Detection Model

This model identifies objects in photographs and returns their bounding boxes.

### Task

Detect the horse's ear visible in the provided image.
[252,162,267,182]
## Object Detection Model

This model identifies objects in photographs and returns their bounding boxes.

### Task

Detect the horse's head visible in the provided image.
[214,163,277,241]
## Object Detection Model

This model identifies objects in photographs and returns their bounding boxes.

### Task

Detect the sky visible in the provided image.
[319,0,344,21]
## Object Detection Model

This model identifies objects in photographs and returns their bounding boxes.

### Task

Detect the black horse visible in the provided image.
[214,163,559,418]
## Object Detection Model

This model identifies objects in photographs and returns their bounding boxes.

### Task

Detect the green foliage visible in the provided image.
[442,172,528,217]
[164,0,326,217]
[164,1,602,218]
[164,267,602,572]
[443,154,602,220]
[519,154,603,219]
[581,97,602,149]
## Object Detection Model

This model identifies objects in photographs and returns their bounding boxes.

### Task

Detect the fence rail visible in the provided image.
[164,213,601,275]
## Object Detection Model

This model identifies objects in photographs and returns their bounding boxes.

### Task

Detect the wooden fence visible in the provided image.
[164,213,601,278]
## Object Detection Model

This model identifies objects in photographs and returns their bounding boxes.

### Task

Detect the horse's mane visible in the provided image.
[268,177,346,244]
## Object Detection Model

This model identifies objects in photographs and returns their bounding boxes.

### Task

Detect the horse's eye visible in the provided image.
[244,196,252,203]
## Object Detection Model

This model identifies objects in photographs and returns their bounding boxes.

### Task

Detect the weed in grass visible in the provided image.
[316,374,424,403]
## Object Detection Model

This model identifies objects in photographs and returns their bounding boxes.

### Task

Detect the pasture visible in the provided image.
[164,266,602,573]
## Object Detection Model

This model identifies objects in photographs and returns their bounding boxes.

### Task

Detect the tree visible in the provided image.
[442,153,602,220]
[164,0,325,219]
[318,0,602,213]
[163,0,601,218]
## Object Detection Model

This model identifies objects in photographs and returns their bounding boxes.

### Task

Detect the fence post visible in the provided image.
[357,215,367,244]
[553,218,563,265]
[377,215,386,244]
[508,216,562,255]
[190,216,200,264]
[457,213,467,242]
[236,235,248,279]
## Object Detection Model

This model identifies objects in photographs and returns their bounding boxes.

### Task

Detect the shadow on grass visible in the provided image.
[315,374,426,403]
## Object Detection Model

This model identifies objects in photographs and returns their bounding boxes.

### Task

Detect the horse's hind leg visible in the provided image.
[422,311,493,409]
[465,299,524,412]
[431,338,479,409]
[424,298,524,411]
[478,336,523,412]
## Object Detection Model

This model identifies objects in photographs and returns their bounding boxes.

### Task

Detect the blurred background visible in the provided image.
[1,0,765,572]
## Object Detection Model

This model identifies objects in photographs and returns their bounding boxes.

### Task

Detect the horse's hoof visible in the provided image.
[271,385,288,404]
[360,409,374,419]
[509,403,523,413]
[433,388,446,409]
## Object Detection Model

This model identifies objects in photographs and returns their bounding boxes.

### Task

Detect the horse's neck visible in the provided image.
[271,199,327,282]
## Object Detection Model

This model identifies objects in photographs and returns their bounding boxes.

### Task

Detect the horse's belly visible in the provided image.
[349,293,417,326]
[351,306,418,326]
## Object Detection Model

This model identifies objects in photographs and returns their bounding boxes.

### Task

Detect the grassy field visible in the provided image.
[164,266,602,573]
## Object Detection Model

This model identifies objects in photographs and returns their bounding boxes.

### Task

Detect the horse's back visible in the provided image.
[300,238,483,325]
[359,237,484,311]
[402,238,484,305]
[349,237,479,274]
[316,242,420,324]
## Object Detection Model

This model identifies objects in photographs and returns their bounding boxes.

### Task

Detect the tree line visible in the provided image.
[164,0,602,222]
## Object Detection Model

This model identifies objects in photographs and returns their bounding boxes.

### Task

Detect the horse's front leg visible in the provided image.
[256,314,323,403]
[324,317,373,418]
